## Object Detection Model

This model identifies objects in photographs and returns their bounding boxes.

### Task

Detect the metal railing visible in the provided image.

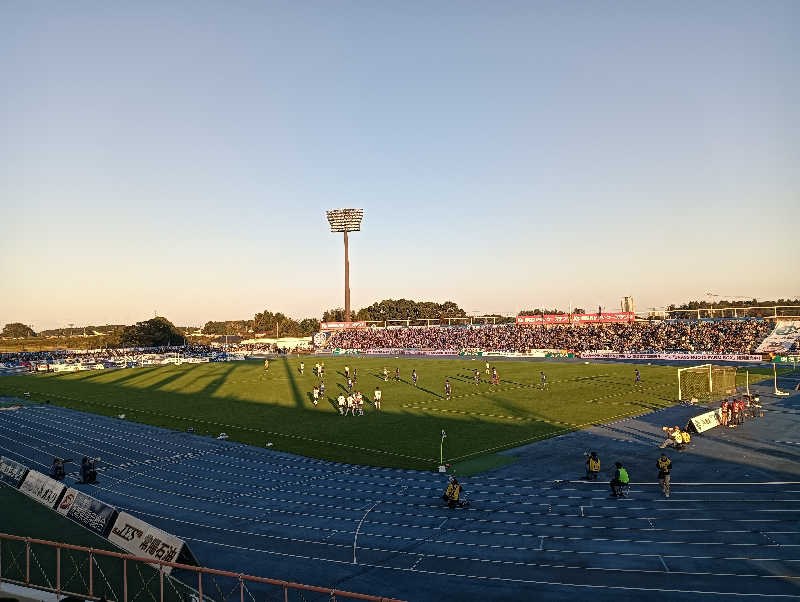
[0,533,405,602]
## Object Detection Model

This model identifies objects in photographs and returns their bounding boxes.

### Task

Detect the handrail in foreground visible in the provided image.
[0,532,405,602]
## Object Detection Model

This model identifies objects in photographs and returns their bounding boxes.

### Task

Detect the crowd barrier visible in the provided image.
[0,533,404,602]
[0,455,403,601]
[0,455,197,575]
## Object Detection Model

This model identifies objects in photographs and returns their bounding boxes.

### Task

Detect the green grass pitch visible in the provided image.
[0,358,771,472]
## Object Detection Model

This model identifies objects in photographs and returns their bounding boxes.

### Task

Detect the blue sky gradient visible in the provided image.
[1,2,798,328]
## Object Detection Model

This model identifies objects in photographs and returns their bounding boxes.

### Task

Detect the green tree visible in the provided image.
[322,308,345,322]
[119,317,183,347]
[1,323,36,338]
[298,318,320,336]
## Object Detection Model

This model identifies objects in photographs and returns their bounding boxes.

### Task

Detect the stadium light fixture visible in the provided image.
[326,209,364,322]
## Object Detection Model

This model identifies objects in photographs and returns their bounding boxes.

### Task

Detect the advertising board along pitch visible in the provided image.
[19,470,66,509]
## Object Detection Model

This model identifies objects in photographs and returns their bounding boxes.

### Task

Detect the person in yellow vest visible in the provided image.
[585,451,600,480]
[610,461,629,497]
[442,476,467,508]
[672,426,684,450]
[657,453,672,498]
[442,476,456,502]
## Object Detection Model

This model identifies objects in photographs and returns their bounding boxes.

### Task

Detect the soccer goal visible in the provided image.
[677,364,737,402]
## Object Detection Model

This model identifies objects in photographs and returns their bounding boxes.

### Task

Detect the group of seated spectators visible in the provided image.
[0,344,275,369]
[325,320,773,354]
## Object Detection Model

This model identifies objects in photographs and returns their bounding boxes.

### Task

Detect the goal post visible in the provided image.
[677,364,737,402]
[774,362,790,396]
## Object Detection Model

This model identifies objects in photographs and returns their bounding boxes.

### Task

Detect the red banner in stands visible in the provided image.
[516,312,634,325]
[320,321,367,331]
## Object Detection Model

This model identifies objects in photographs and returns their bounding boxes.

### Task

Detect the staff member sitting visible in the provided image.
[585,452,600,480]
[79,457,98,484]
[442,476,467,508]
[610,462,629,497]
[49,457,70,481]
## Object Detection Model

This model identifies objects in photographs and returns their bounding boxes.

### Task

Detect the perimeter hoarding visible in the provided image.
[320,321,367,331]
[581,352,763,362]
[0,456,29,488]
[516,312,634,325]
[18,470,66,509]
[689,409,722,434]
[56,487,118,536]
[108,512,188,574]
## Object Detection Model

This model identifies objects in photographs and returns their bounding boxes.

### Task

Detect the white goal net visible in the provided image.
[677,364,737,402]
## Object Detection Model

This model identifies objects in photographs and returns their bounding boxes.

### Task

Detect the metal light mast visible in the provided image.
[326,208,364,322]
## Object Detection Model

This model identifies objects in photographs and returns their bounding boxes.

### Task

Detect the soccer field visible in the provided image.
[0,358,769,472]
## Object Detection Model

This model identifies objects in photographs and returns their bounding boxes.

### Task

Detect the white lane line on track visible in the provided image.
[3,410,796,556]
[180,534,800,598]
[11,391,434,462]
[8,434,797,569]
[21,406,575,493]
[353,500,380,565]
[177,533,800,582]
[23,413,800,525]
[10,433,798,548]
[21,404,787,487]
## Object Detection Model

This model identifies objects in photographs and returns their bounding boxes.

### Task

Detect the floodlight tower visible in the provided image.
[326,208,364,322]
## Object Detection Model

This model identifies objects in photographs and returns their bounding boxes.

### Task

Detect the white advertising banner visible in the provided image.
[756,320,800,354]
[19,470,66,509]
[581,352,763,362]
[56,487,118,536]
[689,410,722,434]
[108,512,185,574]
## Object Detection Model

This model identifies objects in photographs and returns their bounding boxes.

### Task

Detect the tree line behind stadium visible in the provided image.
[2,298,798,350]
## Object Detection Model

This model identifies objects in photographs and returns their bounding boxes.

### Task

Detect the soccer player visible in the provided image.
[337,394,346,415]
[383,366,389,382]
[444,379,452,400]
[345,394,355,416]
[299,361,304,375]
[485,361,490,375]
[540,371,547,389]
[395,367,400,381]
[353,367,358,383]
[374,386,382,410]
[347,377,353,392]
[264,358,269,371]
[319,380,325,397]
[412,369,418,387]
[312,386,319,407]
[315,362,320,376]
[474,369,480,385]
[320,362,325,377]
[344,365,350,379]
[491,367,499,385]
[634,368,640,384]
[356,391,364,415]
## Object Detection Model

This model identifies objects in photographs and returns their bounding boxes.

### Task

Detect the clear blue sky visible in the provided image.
[1,1,798,329]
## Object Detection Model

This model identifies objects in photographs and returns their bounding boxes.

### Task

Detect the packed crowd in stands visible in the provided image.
[326,320,773,354]
[0,343,283,367]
